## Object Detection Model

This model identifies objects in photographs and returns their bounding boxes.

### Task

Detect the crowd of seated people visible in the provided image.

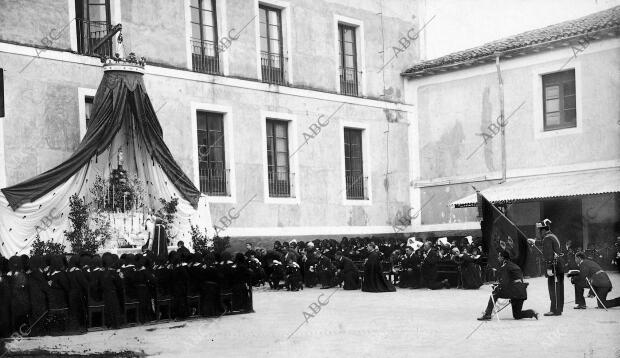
[0,235,486,338]
[0,243,253,338]
[245,235,486,292]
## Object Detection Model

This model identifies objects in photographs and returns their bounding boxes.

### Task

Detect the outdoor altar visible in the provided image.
[0,52,213,257]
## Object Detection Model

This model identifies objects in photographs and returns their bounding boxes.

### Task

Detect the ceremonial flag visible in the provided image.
[478,192,529,270]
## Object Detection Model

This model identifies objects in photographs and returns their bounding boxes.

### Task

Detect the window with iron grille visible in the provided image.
[259,5,286,85]
[190,0,220,74]
[344,128,364,199]
[197,111,228,196]
[542,70,576,131]
[85,96,94,129]
[338,24,359,96]
[75,0,112,57]
[266,119,291,197]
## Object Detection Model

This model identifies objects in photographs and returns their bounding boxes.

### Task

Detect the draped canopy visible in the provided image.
[0,64,211,257]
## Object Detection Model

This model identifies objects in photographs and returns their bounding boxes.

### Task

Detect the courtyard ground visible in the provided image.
[5,273,620,358]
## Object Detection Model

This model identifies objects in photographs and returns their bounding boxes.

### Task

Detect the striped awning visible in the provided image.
[451,168,620,208]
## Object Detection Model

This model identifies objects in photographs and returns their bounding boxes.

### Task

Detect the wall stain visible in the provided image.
[420,121,465,179]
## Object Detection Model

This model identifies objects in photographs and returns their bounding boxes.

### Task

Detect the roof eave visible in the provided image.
[402,26,620,79]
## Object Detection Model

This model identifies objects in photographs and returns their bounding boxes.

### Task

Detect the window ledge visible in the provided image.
[264,197,300,205]
[535,125,582,139]
[203,195,236,204]
[343,199,372,206]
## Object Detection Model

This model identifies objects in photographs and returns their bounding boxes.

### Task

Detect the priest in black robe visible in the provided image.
[144,217,169,259]
[362,244,395,293]
[335,251,360,290]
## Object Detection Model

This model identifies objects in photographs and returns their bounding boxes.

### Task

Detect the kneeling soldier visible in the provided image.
[477,251,538,321]
[570,252,620,309]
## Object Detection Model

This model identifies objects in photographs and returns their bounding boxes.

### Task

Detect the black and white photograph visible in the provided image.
[0,0,619,357]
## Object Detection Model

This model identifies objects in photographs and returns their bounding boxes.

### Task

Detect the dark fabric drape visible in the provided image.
[479,193,529,270]
[1,70,200,210]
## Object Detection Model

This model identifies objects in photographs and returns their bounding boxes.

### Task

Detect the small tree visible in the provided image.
[190,225,211,256]
[64,194,105,255]
[157,197,179,239]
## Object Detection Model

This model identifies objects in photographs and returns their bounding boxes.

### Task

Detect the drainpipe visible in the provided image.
[495,53,506,183]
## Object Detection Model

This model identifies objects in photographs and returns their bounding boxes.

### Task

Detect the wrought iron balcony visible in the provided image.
[339,67,361,96]
[199,168,230,196]
[345,175,368,200]
[191,39,220,75]
[261,52,288,85]
[76,19,113,57]
[268,171,294,198]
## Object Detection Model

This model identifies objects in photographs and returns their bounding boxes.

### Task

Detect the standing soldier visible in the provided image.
[538,219,564,316]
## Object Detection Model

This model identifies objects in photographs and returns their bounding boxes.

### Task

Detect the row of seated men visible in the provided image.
[246,238,485,291]
[0,250,253,338]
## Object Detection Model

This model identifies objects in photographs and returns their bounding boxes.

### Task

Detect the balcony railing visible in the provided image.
[261,52,287,85]
[191,39,220,75]
[345,175,368,200]
[268,171,294,198]
[339,67,361,96]
[76,19,113,57]
[199,168,230,196]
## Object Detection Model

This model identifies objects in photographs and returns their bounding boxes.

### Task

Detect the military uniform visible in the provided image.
[543,231,564,315]
[480,259,537,320]
[573,258,620,309]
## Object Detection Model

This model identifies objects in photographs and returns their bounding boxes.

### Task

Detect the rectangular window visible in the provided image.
[338,24,359,96]
[266,119,292,197]
[344,128,365,200]
[542,69,576,131]
[85,95,94,129]
[197,111,228,196]
[259,5,287,85]
[75,0,112,57]
[190,0,220,74]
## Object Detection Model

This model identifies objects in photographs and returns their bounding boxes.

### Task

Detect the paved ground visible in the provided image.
[6,273,620,357]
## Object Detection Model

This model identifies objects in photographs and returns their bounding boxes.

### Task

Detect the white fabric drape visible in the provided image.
[0,124,212,257]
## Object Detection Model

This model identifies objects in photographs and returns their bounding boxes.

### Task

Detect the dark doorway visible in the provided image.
[541,198,583,248]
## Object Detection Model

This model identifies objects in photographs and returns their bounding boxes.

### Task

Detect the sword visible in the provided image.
[553,257,559,313]
[585,277,608,311]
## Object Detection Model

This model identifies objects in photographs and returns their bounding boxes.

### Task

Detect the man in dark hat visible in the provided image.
[478,251,538,321]
[9,255,30,332]
[48,255,70,334]
[0,256,11,338]
[27,255,49,336]
[66,255,89,332]
[538,219,564,316]
[101,254,123,329]
[570,252,620,309]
